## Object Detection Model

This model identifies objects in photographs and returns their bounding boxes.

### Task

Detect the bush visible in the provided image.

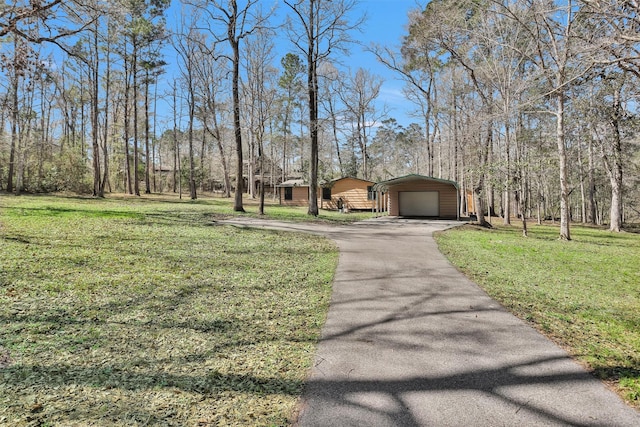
[42,150,92,194]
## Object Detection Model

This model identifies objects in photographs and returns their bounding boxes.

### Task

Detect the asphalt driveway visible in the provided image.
[222,217,640,426]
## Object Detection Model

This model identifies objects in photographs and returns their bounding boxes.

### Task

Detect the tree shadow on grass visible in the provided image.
[0,363,302,425]
[3,355,635,426]
[2,205,145,220]
[0,363,302,395]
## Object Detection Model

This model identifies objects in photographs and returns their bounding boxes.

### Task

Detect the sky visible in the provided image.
[345,0,423,126]
[161,0,424,129]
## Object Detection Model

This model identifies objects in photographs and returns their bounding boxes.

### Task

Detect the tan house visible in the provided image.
[277,176,381,211]
[320,177,377,211]
[276,179,310,206]
[373,174,459,219]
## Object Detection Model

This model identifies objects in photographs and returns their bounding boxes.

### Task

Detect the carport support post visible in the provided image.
[386,191,390,214]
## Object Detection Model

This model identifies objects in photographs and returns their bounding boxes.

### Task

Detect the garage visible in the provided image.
[399,191,439,217]
[373,174,459,220]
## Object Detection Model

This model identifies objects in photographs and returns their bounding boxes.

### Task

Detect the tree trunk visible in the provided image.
[144,67,151,194]
[503,123,511,225]
[231,21,245,212]
[188,116,196,200]
[605,88,624,232]
[133,36,140,197]
[308,67,319,215]
[556,92,571,240]
[282,105,289,183]
[248,132,255,198]
[515,116,528,237]
[100,27,111,197]
[92,24,102,197]
[124,47,133,194]
[208,113,231,197]
[578,139,586,223]
[329,100,344,176]
[172,84,178,193]
[307,5,319,217]
[7,62,18,193]
[258,139,265,215]
[153,75,159,193]
[474,118,492,227]
[200,129,206,192]
[588,137,597,224]
[187,61,197,200]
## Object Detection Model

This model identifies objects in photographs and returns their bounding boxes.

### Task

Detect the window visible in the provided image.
[322,187,332,200]
[284,187,293,200]
[367,186,376,200]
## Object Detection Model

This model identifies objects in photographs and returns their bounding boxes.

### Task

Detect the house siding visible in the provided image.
[388,180,458,218]
[279,186,309,206]
[321,177,375,211]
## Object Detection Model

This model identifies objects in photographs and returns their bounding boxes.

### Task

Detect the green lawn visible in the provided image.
[4,194,638,423]
[435,223,640,408]
[0,194,338,426]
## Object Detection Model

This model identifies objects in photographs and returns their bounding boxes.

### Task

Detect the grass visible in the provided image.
[434,222,640,408]
[0,194,339,426]
[5,192,637,421]
[97,192,377,224]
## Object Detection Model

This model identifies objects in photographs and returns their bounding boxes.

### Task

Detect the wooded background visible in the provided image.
[1,1,639,237]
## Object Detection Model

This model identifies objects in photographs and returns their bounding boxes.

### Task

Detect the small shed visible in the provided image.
[320,177,376,211]
[276,179,309,206]
[374,174,459,219]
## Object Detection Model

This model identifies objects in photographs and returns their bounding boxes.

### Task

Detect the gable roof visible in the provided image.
[276,179,308,188]
[322,176,375,188]
[372,174,459,192]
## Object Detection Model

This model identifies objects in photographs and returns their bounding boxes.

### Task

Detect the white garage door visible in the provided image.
[399,191,439,217]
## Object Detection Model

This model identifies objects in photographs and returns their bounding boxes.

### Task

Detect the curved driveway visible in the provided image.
[222,217,640,426]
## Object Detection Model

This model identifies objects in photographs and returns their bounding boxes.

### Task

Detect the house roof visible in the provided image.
[321,176,375,188]
[276,179,308,188]
[372,174,459,192]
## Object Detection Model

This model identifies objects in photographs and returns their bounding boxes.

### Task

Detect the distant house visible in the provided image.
[276,179,310,206]
[243,157,284,196]
[373,174,459,219]
[320,177,377,211]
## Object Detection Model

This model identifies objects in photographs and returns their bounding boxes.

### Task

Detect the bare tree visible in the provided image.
[580,0,640,231]
[0,1,94,53]
[587,72,633,232]
[242,28,277,213]
[284,0,364,216]
[369,38,440,178]
[173,21,202,200]
[192,43,232,197]
[405,0,497,226]
[497,0,600,239]
[318,62,346,177]
[186,0,274,211]
[337,68,384,180]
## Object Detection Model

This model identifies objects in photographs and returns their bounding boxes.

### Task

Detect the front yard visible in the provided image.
[0,194,337,426]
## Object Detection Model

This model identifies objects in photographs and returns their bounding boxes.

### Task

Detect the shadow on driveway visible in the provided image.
[222,217,640,426]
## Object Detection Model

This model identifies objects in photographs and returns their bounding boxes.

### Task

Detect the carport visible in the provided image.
[373,174,459,220]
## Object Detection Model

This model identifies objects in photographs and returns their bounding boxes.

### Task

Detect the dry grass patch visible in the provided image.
[0,195,337,426]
